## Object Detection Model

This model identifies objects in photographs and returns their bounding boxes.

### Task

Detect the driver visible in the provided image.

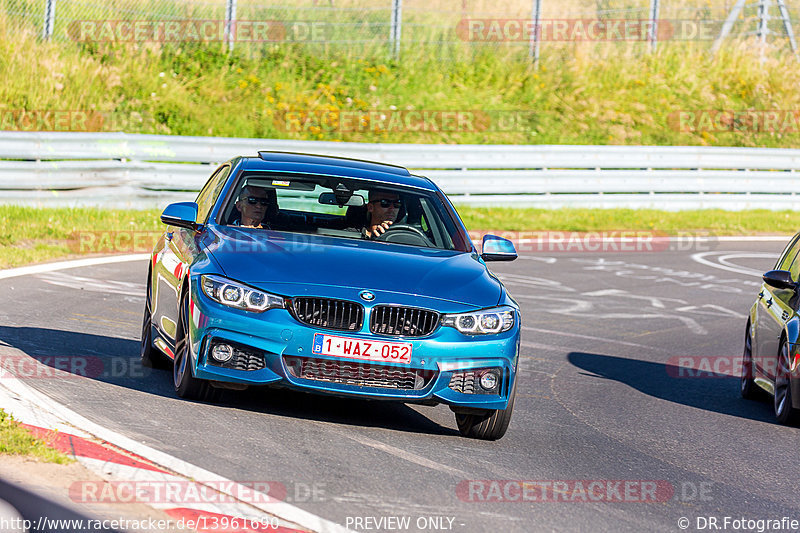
[233,186,273,228]
[363,190,401,239]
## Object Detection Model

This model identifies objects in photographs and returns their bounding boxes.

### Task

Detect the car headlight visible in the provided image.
[441,306,515,335]
[200,275,284,313]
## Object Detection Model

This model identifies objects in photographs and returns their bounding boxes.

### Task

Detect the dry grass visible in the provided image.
[0,3,798,146]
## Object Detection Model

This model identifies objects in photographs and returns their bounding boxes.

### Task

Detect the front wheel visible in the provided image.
[774,341,800,425]
[455,380,516,440]
[174,294,220,402]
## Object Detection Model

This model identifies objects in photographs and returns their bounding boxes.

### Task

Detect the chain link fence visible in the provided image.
[1,0,798,59]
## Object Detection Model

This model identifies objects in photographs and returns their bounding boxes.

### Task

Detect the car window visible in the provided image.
[195,165,231,224]
[789,255,800,282]
[218,173,467,252]
[776,234,800,271]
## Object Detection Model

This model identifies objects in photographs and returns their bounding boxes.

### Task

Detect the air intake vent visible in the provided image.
[370,306,440,337]
[284,356,434,390]
[292,297,363,331]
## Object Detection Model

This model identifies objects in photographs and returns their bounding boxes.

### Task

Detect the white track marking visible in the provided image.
[691,251,778,277]
[496,273,575,292]
[339,433,468,477]
[698,236,789,242]
[512,293,594,314]
[522,327,665,351]
[0,254,150,281]
[516,255,558,263]
[582,289,687,309]
[521,341,567,352]
[35,271,144,297]
[673,304,747,319]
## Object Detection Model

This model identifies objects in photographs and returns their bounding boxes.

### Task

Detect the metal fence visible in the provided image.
[2,0,797,59]
[2,131,800,210]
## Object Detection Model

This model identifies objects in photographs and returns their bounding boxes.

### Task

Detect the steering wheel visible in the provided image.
[375,224,432,247]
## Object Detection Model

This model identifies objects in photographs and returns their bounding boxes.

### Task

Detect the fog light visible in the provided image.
[211,343,234,363]
[480,371,499,391]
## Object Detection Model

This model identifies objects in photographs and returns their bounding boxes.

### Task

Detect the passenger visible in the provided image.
[233,186,273,229]
[363,190,402,239]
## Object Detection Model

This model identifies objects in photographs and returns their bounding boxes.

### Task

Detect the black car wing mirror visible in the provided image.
[763,270,797,291]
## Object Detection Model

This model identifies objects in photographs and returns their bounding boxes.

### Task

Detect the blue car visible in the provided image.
[142,152,520,440]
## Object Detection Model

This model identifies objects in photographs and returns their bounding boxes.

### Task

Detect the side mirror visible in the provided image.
[763,270,796,290]
[481,235,517,262]
[161,202,201,231]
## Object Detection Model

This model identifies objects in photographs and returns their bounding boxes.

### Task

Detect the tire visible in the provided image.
[455,380,516,440]
[173,294,220,402]
[774,340,800,425]
[740,322,760,400]
[141,277,169,370]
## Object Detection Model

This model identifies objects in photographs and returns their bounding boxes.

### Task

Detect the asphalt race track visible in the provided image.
[0,240,796,532]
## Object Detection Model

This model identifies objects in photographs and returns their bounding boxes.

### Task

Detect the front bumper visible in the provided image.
[186,284,520,410]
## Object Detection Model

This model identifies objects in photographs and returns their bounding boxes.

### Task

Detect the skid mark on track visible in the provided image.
[522,327,666,351]
[338,432,468,477]
[35,271,144,297]
[572,257,761,293]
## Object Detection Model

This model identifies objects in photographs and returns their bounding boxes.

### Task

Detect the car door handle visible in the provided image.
[166,232,174,241]
[766,298,773,308]
[758,291,764,299]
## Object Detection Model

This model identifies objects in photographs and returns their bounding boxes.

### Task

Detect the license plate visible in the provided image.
[311,333,412,364]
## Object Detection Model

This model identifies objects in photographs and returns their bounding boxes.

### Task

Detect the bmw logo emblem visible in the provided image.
[360,291,376,301]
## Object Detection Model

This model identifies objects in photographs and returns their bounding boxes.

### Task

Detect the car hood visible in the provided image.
[202,226,501,308]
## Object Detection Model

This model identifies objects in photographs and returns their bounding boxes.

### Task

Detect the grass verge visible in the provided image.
[0,206,798,269]
[0,409,73,463]
[456,207,800,235]
[1,12,799,148]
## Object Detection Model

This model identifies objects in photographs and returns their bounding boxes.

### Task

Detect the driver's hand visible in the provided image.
[373,220,393,236]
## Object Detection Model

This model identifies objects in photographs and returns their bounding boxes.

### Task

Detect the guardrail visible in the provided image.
[3,131,800,210]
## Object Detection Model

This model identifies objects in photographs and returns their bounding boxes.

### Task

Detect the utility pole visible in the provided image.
[529,0,542,65]
[225,0,237,52]
[42,0,56,40]
[390,0,403,60]
[648,0,660,51]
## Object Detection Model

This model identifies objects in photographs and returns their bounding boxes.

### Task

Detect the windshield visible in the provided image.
[216,172,470,252]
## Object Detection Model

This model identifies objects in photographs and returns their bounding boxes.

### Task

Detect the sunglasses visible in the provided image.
[372,199,402,208]
[245,196,270,206]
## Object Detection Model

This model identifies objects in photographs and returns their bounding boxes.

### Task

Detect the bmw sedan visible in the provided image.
[742,231,800,424]
[142,151,521,440]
